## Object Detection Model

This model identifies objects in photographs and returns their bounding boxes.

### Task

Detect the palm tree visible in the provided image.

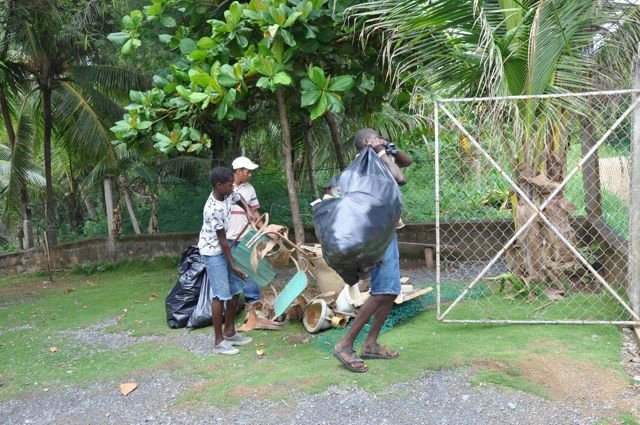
[345,0,640,284]
[4,0,149,245]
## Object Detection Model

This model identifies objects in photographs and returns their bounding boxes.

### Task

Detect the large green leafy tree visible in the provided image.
[1,0,150,246]
[109,0,389,242]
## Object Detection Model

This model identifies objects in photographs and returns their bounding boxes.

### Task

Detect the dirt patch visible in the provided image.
[471,335,640,420]
[518,354,632,415]
[0,277,96,307]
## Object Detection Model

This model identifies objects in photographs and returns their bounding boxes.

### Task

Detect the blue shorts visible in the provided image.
[202,253,243,301]
[369,233,401,296]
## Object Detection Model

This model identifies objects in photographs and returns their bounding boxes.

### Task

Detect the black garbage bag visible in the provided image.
[165,246,206,329]
[312,147,403,285]
[186,269,215,329]
[186,267,245,329]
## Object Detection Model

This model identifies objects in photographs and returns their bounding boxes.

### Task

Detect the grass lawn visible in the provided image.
[0,257,637,422]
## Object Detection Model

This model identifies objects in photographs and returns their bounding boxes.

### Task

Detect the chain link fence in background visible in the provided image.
[433,90,640,325]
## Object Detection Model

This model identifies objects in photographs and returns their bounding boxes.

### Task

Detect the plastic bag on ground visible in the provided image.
[312,147,403,284]
[165,246,206,329]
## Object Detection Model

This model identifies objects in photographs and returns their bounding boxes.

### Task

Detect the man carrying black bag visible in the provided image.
[329,128,412,373]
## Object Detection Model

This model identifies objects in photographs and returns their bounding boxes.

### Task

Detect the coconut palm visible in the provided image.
[2,0,150,245]
[345,0,640,284]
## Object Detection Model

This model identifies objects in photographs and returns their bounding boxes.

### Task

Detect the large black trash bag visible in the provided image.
[312,147,403,284]
[186,269,215,329]
[165,246,206,329]
[187,272,246,329]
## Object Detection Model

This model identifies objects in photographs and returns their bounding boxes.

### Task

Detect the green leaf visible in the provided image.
[208,19,226,34]
[268,24,279,38]
[227,1,244,28]
[110,121,132,134]
[189,92,209,103]
[272,72,292,86]
[327,75,355,92]
[216,100,228,120]
[189,50,207,61]
[325,92,343,113]
[224,88,237,103]
[136,121,152,130]
[175,85,190,99]
[301,89,322,107]
[190,72,211,87]
[310,93,328,120]
[153,132,173,145]
[198,37,216,49]
[179,38,198,54]
[283,11,302,28]
[279,29,296,47]
[243,9,260,20]
[300,78,317,91]
[160,16,177,28]
[308,66,327,89]
[236,35,249,48]
[187,143,204,153]
[158,34,172,44]
[121,39,133,55]
[254,56,275,77]
[107,32,129,46]
[217,74,238,87]
[256,76,272,90]
[145,3,161,16]
[129,90,145,104]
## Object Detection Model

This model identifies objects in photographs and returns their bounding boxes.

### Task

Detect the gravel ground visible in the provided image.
[2,261,638,425]
[2,368,604,425]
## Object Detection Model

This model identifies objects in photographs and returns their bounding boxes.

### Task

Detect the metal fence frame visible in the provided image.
[433,89,640,325]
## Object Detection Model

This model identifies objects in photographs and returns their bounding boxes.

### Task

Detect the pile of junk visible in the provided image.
[165,217,431,334]
[166,148,432,333]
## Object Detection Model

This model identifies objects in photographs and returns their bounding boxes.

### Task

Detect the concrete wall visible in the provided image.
[0,219,627,282]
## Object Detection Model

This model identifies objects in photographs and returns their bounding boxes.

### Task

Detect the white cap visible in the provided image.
[232,156,259,170]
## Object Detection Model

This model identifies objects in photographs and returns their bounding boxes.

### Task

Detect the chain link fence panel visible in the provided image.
[433,90,640,325]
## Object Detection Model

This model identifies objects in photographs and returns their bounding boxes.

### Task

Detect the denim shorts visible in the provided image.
[202,253,243,301]
[369,233,401,296]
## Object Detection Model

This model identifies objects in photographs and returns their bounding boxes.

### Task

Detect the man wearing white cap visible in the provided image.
[227,156,262,304]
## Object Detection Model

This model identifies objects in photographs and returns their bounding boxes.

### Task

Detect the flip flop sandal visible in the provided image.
[360,344,399,360]
[332,347,368,373]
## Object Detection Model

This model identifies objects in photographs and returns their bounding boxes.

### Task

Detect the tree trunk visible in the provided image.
[303,116,320,199]
[324,112,347,171]
[0,0,32,249]
[43,85,57,246]
[104,176,115,241]
[118,175,141,234]
[147,195,159,234]
[276,86,304,243]
[65,169,85,231]
[508,130,577,287]
[82,190,98,221]
[233,120,248,158]
[0,90,34,249]
[580,113,602,218]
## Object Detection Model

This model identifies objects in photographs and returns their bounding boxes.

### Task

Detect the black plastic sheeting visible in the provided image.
[165,246,206,329]
[312,147,403,285]
[165,245,244,329]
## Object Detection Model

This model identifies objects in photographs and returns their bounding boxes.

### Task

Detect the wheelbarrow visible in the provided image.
[273,256,308,317]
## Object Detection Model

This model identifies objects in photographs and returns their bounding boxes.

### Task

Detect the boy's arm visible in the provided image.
[394,149,413,168]
[367,139,408,186]
[235,194,258,223]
